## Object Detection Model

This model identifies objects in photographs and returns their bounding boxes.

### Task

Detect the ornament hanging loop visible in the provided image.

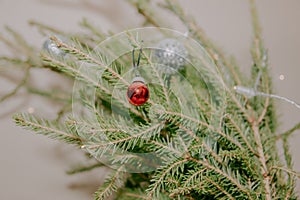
[132,47,143,78]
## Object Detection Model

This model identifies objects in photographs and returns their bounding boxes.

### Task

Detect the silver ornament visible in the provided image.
[43,35,67,57]
[154,38,188,75]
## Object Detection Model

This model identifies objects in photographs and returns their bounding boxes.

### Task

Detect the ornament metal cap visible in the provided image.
[131,76,145,83]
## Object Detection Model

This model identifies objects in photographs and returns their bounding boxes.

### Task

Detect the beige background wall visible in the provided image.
[0,0,300,199]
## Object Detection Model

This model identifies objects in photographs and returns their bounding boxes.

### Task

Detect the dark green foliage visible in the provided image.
[1,0,299,200]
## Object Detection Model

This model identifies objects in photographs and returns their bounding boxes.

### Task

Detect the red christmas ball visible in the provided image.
[127,80,149,106]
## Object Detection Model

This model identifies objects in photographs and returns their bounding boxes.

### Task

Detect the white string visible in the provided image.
[257,92,300,109]
[234,85,300,109]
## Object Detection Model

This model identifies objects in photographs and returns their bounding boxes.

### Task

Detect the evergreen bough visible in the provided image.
[1,0,299,199]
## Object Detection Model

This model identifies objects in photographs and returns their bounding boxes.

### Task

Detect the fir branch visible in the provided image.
[80,18,107,41]
[0,33,17,53]
[282,136,294,191]
[50,36,129,86]
[249,0,265,68]
[41,53,110,94]
[157,0,256,122]
[117,188,151,200]
[94,166,126,200]
[41,0,105,16]
[87,122,164,150]
[55,103,72,122]
[0,65,30,103]
[29,20,64,35]
[27,87,72,103]
[248,1,275,199]
[251,122,272,200]
[146,158,188,200]
[270,166,300,200]
[178,124,200,143]
[204,176,235,200]
[271,166,300,179]
[147,139,183,158]
[49,36,151,118]
[202,142,223,164]
[13,113,82,145]
[225,114,256,155]
[66,118,124,136]
[67,162,104,175]
[276,122,300,140]
[162,111,245,150]
[228,88,254,123]
[257,74,271,123]
[4,26,35,55]
[179,125,224,165]
[127,0,161,27]
[1,1,296,199]
[0,56,28,66]
[159,0,242,86]
[169,183,204,199]
[0,27,34,57]
[189,157,254,199]
[122,192,147,200]
[41,53,144,119]
[182,168,207,188]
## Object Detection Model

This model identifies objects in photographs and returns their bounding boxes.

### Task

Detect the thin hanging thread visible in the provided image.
[132,47,142,77]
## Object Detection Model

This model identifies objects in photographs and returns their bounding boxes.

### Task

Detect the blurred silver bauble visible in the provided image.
[154,38,188,75]
[43,35,67,57]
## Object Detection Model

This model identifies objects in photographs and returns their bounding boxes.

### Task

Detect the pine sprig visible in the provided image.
[94,166,126,200]
[158,0,244,86]
[116,188,148,200]
[13,113,83,145]
[0,0,298,199]
[67,162,104,175]
[146,158,188,200]
[85,122,165,152]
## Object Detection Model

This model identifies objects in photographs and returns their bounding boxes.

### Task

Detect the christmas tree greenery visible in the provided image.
[1,0,300,199]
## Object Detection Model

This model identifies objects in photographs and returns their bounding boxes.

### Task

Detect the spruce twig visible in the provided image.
[41,52,144,119]
[49,36,129,86]
[1,0,298,199]
[67,162,105,175]
[251,122,272,200]
[29,20,64,35]
[159,0,243,86]
[127,0,161,27]
[277,122,300,140]
[94,166,126,200]
[0,65,30,103]
[14,113,83,145]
